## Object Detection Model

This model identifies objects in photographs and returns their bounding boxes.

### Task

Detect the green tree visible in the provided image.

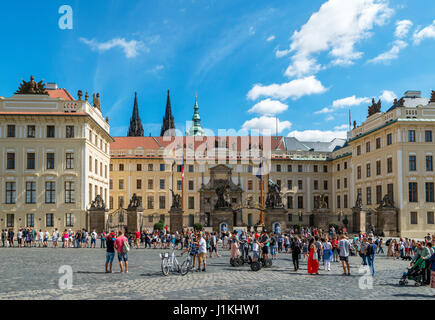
[154,220,164,230]
[193,223,203,231]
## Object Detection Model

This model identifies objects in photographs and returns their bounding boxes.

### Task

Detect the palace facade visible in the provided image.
[1,77,435,237]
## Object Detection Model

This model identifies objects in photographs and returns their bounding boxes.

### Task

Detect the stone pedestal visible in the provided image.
[352,208,366,233]
[264,207,287,233]
[212,208,233,232]
[169,208,184,233]
[313,208,330,232]
[89,208,108,233]
[127,207,143,233]
[376,208,398,237]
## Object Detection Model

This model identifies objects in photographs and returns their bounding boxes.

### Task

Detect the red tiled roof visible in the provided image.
[47,89,75,101]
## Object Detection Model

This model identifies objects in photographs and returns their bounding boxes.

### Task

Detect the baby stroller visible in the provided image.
[399,257,425,286]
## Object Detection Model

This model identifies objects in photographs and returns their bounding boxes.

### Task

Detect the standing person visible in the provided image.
[360,237,369,266]
[302,238,309,261]
[322,238,333,271]
[339,235,351,276]
[1,229,6,247]
[230,233,240,261]
[197,233,207,272]
[17,229,23,248]
[100,231,106,249]
[366,237,376,276]
[90,230,97,248]
[331,236,339,262]
[135,230,141,249]
[114,231,129,273]
[63,230,69,248]
[291,236,301,271]
[307,238,319,275]
[377,238,384,254]
[210,232,220,258]
[105,232,115,273]
[429,247,435,296]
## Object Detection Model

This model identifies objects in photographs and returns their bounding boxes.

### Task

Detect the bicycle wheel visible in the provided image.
[180,260,190,276]
[161,259,170,276]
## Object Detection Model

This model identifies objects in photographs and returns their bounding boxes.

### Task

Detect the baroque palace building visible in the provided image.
[1,76,435,237]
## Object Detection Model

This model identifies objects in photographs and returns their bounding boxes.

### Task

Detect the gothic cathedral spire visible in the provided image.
[160,90,176,136]
[127,92,144,137]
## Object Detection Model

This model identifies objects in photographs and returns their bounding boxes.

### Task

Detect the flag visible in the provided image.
[181,154,185,180]
[256,158,263,180]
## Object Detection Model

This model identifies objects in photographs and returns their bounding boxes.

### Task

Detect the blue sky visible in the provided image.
[1,0,435,140]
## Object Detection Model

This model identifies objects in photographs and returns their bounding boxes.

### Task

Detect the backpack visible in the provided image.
[122,237,130,253]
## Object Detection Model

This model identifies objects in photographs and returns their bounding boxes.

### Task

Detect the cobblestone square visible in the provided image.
[0,246,434,300]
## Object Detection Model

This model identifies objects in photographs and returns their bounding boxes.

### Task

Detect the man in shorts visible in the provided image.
[197,233,207,272]
[260,230,270,260]
[114,231,129,273]
[339,234,351,275]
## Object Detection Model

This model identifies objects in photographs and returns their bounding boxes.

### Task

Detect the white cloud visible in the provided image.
[247,76,327,101]
[367,40,407,64]
[242,116,291,133]
[281,0,393,78]
[79,37,145,58]
[248,99,288,115]
[249,26,256,35]
[314,107,334,114]
[267,35,276,42]
[332,95,371,108]
[325,115,334,121]
[395,19,413,38]
[288,129,347,142]
[379,90,396,103]
[413,20,435,44]
[334,124,349,130]
[275,48,291,58]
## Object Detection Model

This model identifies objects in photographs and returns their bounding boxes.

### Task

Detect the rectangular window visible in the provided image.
[366,142,370,153]
[159,196,166,209]
[376,185,382,204]
[337,179,341,189]
[344,194,348,208]
[26,153,35,170]
[6,182,16,204]
[66,153,74,169]
[248,180,253,191]
[119,164,124,171]
[46,153,55,170]
[298,180,303,190]
[109,197,114,210]
[297,196,303,209]
[387,133,392,145]
[387,184,394,203]
[426,156,433,171]
[27,125,36,138]
[188,196,195,209]
[148,164,153,171]
[95,159,98,174]
[177,180,182,191]
[65,181,75,203]
[323,180,328,190]
[160,163,165,171]
[109,179,113,190]
[188,165,194,172]
[357,145,361,156]
[66,213,74,227]
[177,165,182,172]
[287,165,292,172]
[366,163,371,177]
[425,130,432,143]
[7,125,15,137]
[287,180,293,189]
[428,212,434,224]
[410,212,418,225]
[26,181,36,204]
[357,166,361,179]
[313,165,318,173]
[376,160,381,175]
[344,162,348,170]
[409,182,418,203]
[276,164,281,172]
[287,196,293,209]
[298,165,303,172]
[344,178,347,188]
[337,164,340,171]
[366,187,372,205]
[387,157,393,173]
[136,179,142,190]
[376,137,381,149]
[409,155,416,171]
[137,164,142,171]
[408,130,415,142]
[323,165,328,173]
[47,125,55,138]
[7,153,15,170]
[26,213,34,227]
[46,213,54,227]
[66,126,74,138]
[276,179,281,188]
[425,182,434,202]
[188,180,194,190]
[118,196,124,208]
[7,214,14,227]
[160,179,165,189]
[314,180,318,190]
[119,179,124,190]
[148,179,153,189]
[45,182,56,204]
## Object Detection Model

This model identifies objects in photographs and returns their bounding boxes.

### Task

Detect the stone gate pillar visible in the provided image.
[88,195,108,233]
[127,193,143,233]
[169,208,184,233]
[352,208,366,233]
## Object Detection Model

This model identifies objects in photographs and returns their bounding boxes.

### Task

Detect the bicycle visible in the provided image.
[180,254,194,276]
[160,250,188,276]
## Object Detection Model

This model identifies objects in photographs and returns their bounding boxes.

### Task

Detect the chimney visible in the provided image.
[46,83,58,90]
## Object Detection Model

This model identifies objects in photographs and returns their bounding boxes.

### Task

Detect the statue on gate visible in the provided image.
[90,194,105,209]
[215,182,231,209]
[265,179,284,209]
[128,193,142,209]
[170,189,182,210]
